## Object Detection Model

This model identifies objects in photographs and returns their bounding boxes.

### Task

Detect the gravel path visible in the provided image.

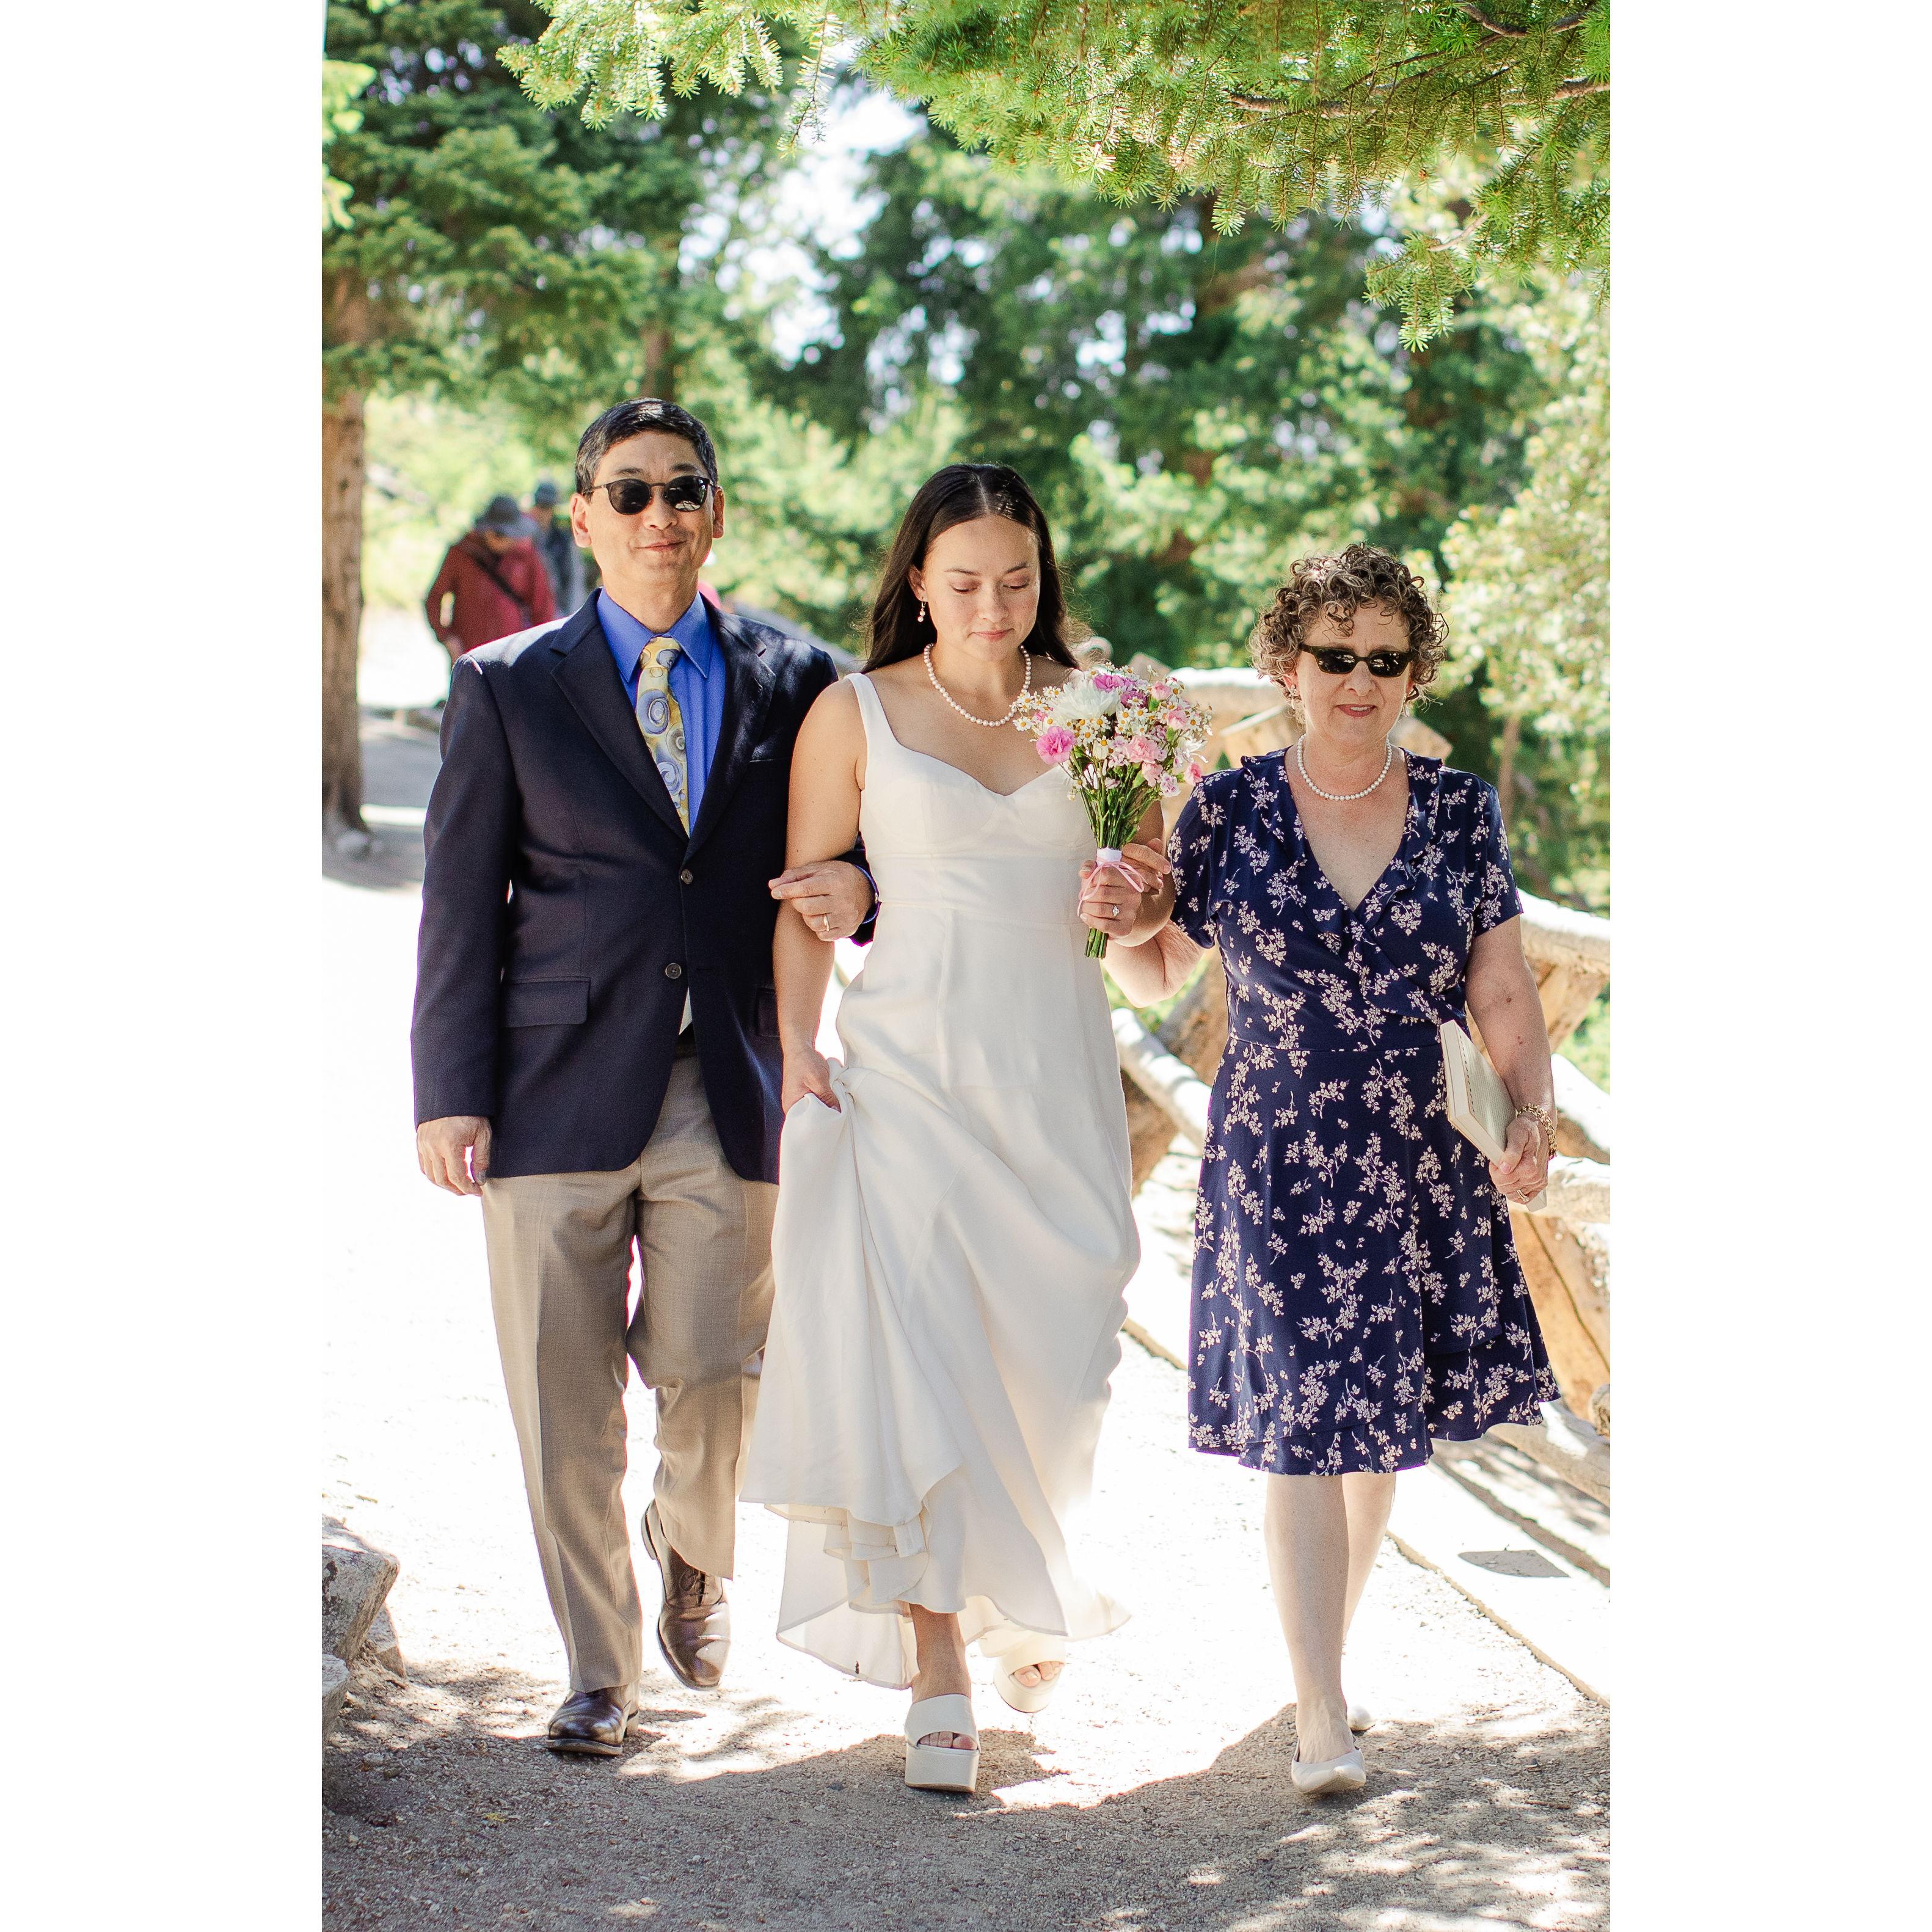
[322,768,1607,1932]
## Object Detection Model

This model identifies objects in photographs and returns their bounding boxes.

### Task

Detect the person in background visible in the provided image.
[425,495,556,663]
[529,478,588,613]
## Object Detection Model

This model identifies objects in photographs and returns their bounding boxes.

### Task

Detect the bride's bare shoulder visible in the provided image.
[867,657,924,693]
[1031,657,1081,691]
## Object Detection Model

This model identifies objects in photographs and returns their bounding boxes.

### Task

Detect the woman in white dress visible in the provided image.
[742,465,1175,1795]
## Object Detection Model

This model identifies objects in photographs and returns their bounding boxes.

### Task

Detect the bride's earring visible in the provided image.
[916,599,927,627]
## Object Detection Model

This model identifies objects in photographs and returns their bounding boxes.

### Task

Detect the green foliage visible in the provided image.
[749,126,1547,666]
[1564,988,1609,1091]
[323,1,806,435]
[323,60,377,230]
[506,1,1609,343]
[1441,279,1606,908]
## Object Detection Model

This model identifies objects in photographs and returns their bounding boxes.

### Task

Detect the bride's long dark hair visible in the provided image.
[861,464,1081,672]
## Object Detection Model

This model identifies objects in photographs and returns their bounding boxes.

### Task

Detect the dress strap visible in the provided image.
[848,671,897,769]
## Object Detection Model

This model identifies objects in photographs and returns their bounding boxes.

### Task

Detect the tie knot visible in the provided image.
[647,636,682,673]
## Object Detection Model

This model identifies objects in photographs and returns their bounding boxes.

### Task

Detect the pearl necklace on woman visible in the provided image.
[1294,734,1394,802]
[923,642,1032,727]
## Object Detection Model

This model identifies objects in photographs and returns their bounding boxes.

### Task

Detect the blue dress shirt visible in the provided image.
[597,588,726,829]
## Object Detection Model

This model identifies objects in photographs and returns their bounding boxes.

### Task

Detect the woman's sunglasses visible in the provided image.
[1301,646,1415,678]
[586,475,716,515]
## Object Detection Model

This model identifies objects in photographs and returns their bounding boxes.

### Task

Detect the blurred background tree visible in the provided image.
[329,6,1608,928]
[323,0,806,831]
[1441,282,1606,909]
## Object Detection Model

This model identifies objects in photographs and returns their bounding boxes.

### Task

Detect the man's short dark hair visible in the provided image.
[574,399,720,495]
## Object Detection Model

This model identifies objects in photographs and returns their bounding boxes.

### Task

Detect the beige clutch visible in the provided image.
[1440,1019,1547,1213]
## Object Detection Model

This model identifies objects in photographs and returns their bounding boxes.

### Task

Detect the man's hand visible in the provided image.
[769,859,874,942]
[418,1115,492,1197]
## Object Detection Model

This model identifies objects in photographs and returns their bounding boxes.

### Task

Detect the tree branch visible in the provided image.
[1455,2,1600,33]
[1456,2,1528,33]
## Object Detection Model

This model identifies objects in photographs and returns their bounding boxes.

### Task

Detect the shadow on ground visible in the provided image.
[324,1655,1606,1931]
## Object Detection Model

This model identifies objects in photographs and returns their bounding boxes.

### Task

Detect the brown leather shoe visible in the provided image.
[641,1501,731,1690]
[544,1687,639,1758]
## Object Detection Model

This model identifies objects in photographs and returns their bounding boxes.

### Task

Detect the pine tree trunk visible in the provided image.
[1495,709,1522,823]
[639,324,676,401]
[322,388,366,834]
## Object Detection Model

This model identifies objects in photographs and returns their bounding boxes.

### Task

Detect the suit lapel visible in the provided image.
[685,608,778,860]
[549,604,686,839]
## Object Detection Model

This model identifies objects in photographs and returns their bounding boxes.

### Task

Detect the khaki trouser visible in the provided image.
[479,1055,777,1694]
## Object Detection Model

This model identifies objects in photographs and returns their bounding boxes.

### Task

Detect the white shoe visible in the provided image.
[1348,1703,1374,1734]
[904,1694,979,1795]
[991,1635,1067,1715]
[1291,1742,1367,1796]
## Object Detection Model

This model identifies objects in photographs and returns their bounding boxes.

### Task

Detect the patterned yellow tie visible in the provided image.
[635,637,690,829]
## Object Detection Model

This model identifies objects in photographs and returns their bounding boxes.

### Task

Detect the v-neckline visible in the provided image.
[862,675,1059,800]
[1282,750,1418,917]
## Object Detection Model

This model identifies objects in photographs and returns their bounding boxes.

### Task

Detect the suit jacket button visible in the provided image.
[664,962,683,980]
[679,869,693,886]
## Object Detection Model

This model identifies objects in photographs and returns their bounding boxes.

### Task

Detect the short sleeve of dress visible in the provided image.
[1470,779,1524,936]
[1167,778,1225,949]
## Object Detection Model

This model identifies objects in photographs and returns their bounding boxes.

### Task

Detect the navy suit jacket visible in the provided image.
[411,595,857,1183]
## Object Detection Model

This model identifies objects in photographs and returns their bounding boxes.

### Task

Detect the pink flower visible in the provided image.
[1121,734,1161,765]
[1037,724,1076,764]
[1090,670,1139,696]
[1186,759,1207,782]
[1141,761,1165,790]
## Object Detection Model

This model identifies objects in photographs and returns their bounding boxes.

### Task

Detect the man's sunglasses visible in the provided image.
[586,475,716,515]
[1301,646,1415,678]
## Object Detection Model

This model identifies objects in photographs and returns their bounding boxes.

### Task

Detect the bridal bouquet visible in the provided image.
[1014,668,1214,957]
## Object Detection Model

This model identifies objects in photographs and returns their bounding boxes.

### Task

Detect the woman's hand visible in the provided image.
[782,1044,841,1115]
[1489,1114,1549,1206]
[1078,840,1173,945]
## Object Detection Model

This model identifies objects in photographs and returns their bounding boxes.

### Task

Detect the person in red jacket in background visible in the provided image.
[426,495,556,663]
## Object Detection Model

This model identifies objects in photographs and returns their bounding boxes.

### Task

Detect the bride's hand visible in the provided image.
[782,1044,841,1114]
[1079,841,1173,943]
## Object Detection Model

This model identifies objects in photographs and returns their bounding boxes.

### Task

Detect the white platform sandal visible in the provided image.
[903,1694,979,1795]
[991,1634,1067,1715]
[1290,1741,1367,1796]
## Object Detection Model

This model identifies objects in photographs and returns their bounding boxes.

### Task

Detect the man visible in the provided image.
[528,478,588,612]
[425,494,556,662]
[412,399,875,1757]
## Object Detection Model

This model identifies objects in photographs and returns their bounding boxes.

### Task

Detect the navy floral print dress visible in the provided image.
[1167,751,1559,1476]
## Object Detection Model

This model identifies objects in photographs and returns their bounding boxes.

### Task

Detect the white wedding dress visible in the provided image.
[741,671,1138,1688]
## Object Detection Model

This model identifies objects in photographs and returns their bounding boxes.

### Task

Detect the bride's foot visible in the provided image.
[907,1609,974,1751]
[1292,1696,1356,1767]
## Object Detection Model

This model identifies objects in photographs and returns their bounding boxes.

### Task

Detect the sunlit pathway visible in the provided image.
[321,725,1606,1931]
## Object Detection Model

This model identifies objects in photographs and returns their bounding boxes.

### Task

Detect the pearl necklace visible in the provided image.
[923,643,1032,727]
[1294,734,1394,802]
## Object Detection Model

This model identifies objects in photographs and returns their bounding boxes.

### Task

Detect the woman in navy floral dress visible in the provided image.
[1105,545,1559,1795]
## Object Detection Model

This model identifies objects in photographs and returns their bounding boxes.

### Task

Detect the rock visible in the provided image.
[323,1515,399,1664]
[364,1603,406,1679]
[323,1654,349,1740]
[334,827,375,859]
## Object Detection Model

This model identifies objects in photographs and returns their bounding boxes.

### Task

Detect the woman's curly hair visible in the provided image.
[1250,544,1448,709]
